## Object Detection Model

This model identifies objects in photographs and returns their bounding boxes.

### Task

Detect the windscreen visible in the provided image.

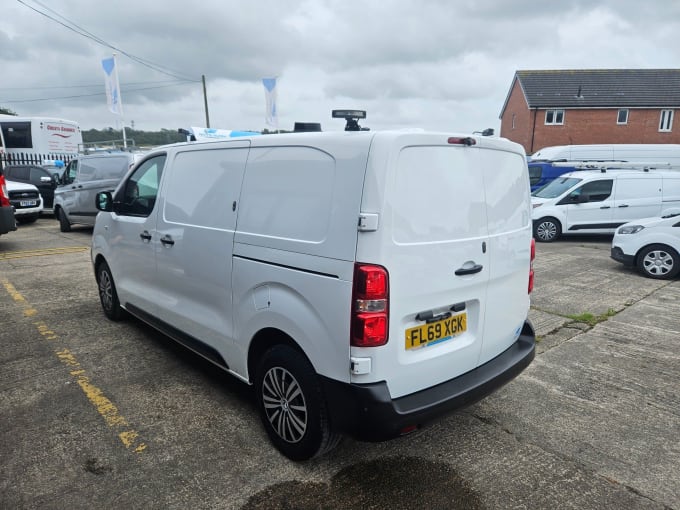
[532,177,581,198]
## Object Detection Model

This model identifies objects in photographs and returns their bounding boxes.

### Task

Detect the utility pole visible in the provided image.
[202,75,210,128]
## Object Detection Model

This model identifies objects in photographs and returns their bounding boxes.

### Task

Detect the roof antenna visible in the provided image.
[576,85,583,99]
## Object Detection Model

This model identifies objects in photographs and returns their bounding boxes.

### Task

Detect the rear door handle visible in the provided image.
[600,206,610,209]
[139,230,152,242]
[160,235,175,246]
[618,204,629,208]
[455,264,483,276]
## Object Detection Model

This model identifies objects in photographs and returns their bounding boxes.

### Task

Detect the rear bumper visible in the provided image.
[611,246,635,267]
[322,320,536,441]
[0,206,17,235]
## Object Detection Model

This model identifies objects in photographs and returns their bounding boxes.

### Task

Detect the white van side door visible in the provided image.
[558,178,614,232]
[153,144,249,360]
[105,154,167,315]
[612,176,662,224]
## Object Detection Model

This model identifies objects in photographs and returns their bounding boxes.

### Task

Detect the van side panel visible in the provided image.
[232,137,372,382]
[612,176,662,224]
[231,254,353,382]
[235,141,370,261]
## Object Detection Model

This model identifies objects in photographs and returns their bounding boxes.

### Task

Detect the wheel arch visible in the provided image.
[247,328,309,384]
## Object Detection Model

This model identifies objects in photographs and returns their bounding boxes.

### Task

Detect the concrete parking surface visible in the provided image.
[1,219,678,509]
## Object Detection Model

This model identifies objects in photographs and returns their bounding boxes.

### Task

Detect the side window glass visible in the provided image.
[117,155,167,217]
[30,167,47,181]
[11,166,30,180]
[578,180,613,202]
[66,161,78,184]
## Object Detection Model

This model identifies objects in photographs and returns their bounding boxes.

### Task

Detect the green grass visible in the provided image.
[566,308,617,327]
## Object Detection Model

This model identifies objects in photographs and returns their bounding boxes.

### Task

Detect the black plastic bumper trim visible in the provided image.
[322,320,536,441]
[610,247,635,267]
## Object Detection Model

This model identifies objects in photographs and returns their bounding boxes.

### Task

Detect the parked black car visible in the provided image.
[3,164,65,212]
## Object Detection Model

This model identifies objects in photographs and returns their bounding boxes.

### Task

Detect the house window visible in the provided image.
[659,110,674,132]
[545,109,564,125]
[617,109,629,124]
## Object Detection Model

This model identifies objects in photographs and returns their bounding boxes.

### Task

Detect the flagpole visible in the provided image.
[112,53,128,149]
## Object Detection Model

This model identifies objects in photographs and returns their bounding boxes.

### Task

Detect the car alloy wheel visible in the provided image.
[261,366,308,443]
[255,345,341,460]
[96,261,124,320]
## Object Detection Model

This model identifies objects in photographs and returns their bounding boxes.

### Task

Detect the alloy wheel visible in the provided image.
[261,366,308,443]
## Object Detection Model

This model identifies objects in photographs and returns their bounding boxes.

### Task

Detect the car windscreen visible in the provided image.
[532,177,582,199]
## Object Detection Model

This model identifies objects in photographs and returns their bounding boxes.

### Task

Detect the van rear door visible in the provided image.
[355,134,531,399]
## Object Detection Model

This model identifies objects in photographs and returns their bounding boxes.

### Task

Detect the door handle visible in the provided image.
[455,264,483,276]
[139,230,152,242]
[600,206,610,209]
[160,235,175,246]
[618,204,629,208]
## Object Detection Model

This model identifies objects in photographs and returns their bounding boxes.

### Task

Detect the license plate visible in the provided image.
[20,200,37,207]
[405,313,467,350]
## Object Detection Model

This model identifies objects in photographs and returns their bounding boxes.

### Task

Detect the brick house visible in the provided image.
[499,69,680,155]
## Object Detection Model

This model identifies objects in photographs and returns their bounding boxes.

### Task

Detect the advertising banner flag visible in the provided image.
[262,77,278,128]
[102,56,123,115]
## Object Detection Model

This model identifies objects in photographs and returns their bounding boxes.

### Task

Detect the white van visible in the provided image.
[530,144,680,166]
[532,169,680,242]
[91,130,536,460]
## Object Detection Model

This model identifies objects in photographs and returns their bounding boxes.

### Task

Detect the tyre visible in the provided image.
[57,208,71,232]
[636,244,680,280]
[534,217,561,242]
[255,345,341,461]
[96,261,124,320]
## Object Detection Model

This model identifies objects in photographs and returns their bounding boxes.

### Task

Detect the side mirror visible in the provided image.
[576,193,590,203]
[40,176,52,183]
[96,191,114,212]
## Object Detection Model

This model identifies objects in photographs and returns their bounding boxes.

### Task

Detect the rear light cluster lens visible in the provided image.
[351,264,389,347]
[528,238,536,294]
[0,175,10,207]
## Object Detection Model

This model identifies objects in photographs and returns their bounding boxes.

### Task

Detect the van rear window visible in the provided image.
[393,147,529,243]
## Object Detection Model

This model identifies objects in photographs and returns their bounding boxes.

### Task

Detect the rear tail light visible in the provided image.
[351,264,389,347]
[528,238,536,294]
[0,174,10,207]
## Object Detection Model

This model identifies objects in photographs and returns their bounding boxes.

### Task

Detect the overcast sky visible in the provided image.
[1,0,679,134]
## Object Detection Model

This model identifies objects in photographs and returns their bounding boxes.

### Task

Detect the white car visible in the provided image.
[5,179,43,224]
[611,214,680,279]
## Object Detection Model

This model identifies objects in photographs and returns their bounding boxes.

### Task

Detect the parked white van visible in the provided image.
[91,129,536,460]
[530,143,680,166]
[532,169,680,242]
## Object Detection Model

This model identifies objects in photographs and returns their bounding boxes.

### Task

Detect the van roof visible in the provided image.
[155,130,527,157]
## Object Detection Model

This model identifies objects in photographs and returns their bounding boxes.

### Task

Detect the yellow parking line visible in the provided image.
[1,278,147,453]
[0,246,89,260]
